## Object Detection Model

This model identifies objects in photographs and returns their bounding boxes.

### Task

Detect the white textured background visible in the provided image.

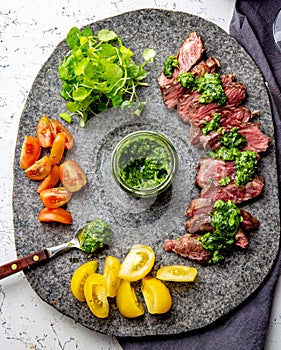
[1,1,281,349]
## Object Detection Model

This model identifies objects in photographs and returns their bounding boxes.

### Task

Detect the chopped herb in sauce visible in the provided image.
[235,150,258,186]
[163,56,178,78]
[200,199,243,264]
[196,73,227,105]
[209,147,258,186]
[177,72,227,105]
[177,72,196,89]
[118,136,171,189]
[78,219,112,253]
[219,127,247,149]
[201,113,222,135]
[219,176,231,186]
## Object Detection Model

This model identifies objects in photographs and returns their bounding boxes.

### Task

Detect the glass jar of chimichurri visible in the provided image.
[110,130,178,198]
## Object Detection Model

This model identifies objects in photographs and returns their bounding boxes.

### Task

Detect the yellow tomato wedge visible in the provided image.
[116,279,145,318]
[70,260,98,302]
[141,276,172,314]
[84,273,109,318]
[103,256,121,298]
[156,265,198,282]
[119,244,155,282]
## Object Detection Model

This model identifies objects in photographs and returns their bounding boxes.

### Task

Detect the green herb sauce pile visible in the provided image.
[78,219,112,253]
[200,200,243,264]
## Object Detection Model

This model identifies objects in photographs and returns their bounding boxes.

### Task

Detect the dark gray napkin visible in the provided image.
[117,2,281,349]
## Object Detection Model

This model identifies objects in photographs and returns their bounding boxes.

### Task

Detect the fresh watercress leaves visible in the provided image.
[58,27,156,126]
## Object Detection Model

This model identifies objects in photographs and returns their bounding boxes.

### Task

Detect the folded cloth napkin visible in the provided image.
[117,2,281,349]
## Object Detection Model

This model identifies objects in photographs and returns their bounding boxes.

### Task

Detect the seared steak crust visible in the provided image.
[163,234,211,264]
[199,123,271,153]
[199,174,264,204]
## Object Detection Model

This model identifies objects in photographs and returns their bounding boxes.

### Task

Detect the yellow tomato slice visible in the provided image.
[141,276,172,314]
[116,279,144,318]
[119,244,155,282]
[103,256,121,298]
[156,265,198,282]
[70,260,98,302]
[84,273,109,318]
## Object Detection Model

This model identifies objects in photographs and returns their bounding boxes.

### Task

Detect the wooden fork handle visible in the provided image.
[0,250,49,280]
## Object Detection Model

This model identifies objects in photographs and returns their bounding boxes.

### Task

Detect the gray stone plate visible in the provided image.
[13,9,280,337]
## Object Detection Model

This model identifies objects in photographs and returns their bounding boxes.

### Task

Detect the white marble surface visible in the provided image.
[1,0,281,349]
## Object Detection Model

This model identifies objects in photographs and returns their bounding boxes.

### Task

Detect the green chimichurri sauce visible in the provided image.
[200,199,243,264]
[209,147,258,187]
[177,72,227,106]
[219,127,247,149]
[78,219,112,253]
[163,56,178,78]
[207,126,258,187]
[118,136,172,189]
[201,113,222,136]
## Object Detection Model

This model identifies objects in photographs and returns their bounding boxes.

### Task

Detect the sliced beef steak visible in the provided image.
[185,205,259,234]
[177,31,205,72]
[185,198,214,217]
[219,106,259,128]
[185,213,213,233]
[163,234,211,264]
[199,123,271,153]
[199,174,264,203]
[240,209,259,230]
[195,157,236,188]
[178,80,247,125]
[158,57,220,111]
[157,32,206,109]
[234,229,249,249]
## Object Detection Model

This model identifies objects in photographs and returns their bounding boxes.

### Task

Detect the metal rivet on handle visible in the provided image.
[11,264,18,270]
[33,255,39,262]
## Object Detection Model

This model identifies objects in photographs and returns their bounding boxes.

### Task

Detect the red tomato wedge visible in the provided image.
[39,187,72,208]
[20,135,41,169]
[25,156,52,180]
[36,115,54,148]
[50,119,74,150]
[49,132,66,165]
[59,160,87,192]
[36,165,60,193]
[38,207,72,224]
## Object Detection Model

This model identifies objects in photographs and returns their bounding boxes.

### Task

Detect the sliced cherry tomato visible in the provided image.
[116,279,144,318]
[39,187,72,208]
[49,132,66,165]
[38,207,72,224]
[119,244,155,282]
[84,273,109,318]
[20,135,41,169]
[50,119,74,150]
[103,256,121,298]
[59,159,87,192]
[141,276,172,314]
[36,165,60,193]
[36,115,54,148]
[25,155,52,180]
[156,265,198,282]
[71,260,98,302]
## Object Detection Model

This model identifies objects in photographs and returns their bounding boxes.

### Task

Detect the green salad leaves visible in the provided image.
[58,27,156,126]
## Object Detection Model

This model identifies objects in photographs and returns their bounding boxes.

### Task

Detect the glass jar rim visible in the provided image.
[110,130,178,198]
